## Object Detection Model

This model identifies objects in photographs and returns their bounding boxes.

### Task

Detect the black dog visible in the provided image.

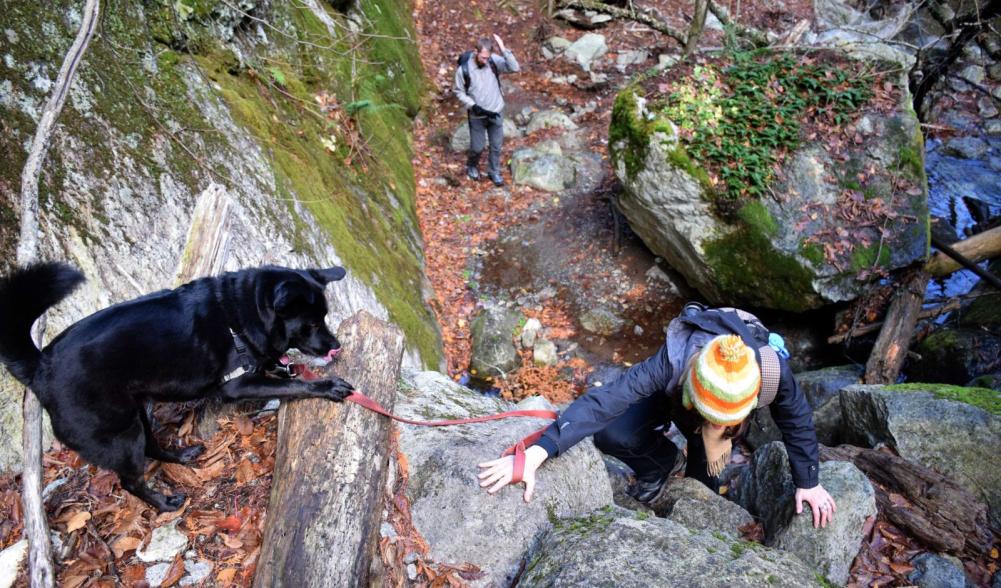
[0,263,354,511]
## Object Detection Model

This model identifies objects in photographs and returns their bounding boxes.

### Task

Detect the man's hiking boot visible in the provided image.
[488,171,504,187]
[466,166,480,181]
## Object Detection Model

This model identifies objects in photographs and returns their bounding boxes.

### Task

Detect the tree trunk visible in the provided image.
[685,0,710,56]
[255,311,405,588]
[864,268,929,384]
[15,1,100,585]
[820,445,994,557]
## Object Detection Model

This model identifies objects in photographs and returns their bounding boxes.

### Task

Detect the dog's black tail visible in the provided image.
[0,262,85,385]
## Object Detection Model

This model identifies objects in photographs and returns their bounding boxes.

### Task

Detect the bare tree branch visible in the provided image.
[558,0,686,44]
[15,0,101,585]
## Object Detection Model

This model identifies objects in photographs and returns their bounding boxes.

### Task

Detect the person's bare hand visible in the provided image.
[795,485,837,529]
[477,445,547,502]
[493,34,507,53]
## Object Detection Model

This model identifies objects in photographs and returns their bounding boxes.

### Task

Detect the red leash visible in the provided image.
[288,362,556,484]
[345,391,556,484]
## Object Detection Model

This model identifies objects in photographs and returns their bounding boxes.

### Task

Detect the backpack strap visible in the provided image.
[458,51,502,95]
[756,344,781,409]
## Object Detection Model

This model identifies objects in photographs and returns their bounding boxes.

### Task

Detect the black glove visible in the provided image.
[470,104,489,117]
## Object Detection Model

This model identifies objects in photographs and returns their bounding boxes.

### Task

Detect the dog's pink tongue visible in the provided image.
[326,348,341,361]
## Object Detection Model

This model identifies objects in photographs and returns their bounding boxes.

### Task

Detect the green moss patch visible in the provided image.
[655,51,873,201]
[703,201,818,312]
[885,383,1001,415]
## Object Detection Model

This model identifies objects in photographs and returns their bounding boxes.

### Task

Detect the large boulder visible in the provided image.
[510,147,577,192]
[747,365,863,448]
[839,384,1001,527]
[909,328,1001,385]
[469,305,522,378]
[563,33,608,71]
[659,478,754,536]
[908,553,975,588]
[608,52,928,311]
[525,109,579,135]
[520,506,824,587]
[730,442,876,586]
[394,371,614,587]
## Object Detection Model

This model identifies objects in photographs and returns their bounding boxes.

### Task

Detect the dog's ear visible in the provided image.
[272,279,314,318]
[309,267,347,284]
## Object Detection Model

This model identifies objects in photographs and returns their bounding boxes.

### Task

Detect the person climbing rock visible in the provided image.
[477,303,838,529]
[454,34,520,186]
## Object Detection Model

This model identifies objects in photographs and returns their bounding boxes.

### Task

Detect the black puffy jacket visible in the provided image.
[533,310,820,489]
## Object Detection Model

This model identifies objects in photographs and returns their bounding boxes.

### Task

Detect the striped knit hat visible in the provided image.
[682,334,761,426]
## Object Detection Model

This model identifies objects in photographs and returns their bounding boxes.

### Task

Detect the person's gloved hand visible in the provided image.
[470,104,489,117]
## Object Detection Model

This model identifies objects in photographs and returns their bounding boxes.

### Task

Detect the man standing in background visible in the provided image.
[454,34,520,187]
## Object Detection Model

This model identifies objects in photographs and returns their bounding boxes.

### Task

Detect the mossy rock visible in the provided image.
[607,51,929,311]
[0,0,441,369]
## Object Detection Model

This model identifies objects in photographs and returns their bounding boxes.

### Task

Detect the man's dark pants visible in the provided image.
[593,392,718,490]
[467,113,504,176]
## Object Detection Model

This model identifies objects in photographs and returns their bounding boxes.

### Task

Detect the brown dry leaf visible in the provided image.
[215,515,242,533]
[888,562,914,575]
[162,463,201,488]
[195,459,227,482]
[61,575,89,588]
[112,535,143,558]
[234,415,254,436]
[223,534,244,549]
[120,563,146,585]
[236,459,256,484]
[161,555,186,587]
[217,568,237,584]
[65,511,91,533]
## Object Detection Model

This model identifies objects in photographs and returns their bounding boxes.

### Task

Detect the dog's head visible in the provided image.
[269,267,346,360]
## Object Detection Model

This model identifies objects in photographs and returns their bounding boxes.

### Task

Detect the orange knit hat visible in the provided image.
[682,334,761,426]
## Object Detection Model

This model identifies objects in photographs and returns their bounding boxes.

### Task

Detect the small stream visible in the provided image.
[924,136,1001,301]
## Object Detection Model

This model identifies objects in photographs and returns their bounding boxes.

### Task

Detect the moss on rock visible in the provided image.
[884,383,1001,416]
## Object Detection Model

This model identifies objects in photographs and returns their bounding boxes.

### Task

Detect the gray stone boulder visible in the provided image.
[602,455,653,513]
[520,506,823,587]
[510,147,576,192]
[396,371,613,587]
[731,442,876,586]
[579,307,626,336]
[839,384,1001,528]
[563,33,608,71]
[773,460,876,586]
[942,136,990,159]
[450,118,521,152]
[526,109,579,135]
[659,478,754,536]
[533,339,558,366]
[909,328,1001,385]
[608,53,927,311]
[469,305,522,378]
[908,553,974,588]
[747,365,863,448]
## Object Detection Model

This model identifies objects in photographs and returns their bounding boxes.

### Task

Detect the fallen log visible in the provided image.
[255,311,405,588]
[864,268,929,384]
[558,0,686,43]
[925,227,1001,282]
[827,299,961,344]
[820,445,994,557]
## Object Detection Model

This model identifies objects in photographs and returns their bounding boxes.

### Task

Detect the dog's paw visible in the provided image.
[156,493,186,512]
[309,378,354,401]
[176,444,205,464]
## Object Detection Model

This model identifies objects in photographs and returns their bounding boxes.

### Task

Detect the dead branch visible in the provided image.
[558,0,686,44]
[14,0,100,585]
